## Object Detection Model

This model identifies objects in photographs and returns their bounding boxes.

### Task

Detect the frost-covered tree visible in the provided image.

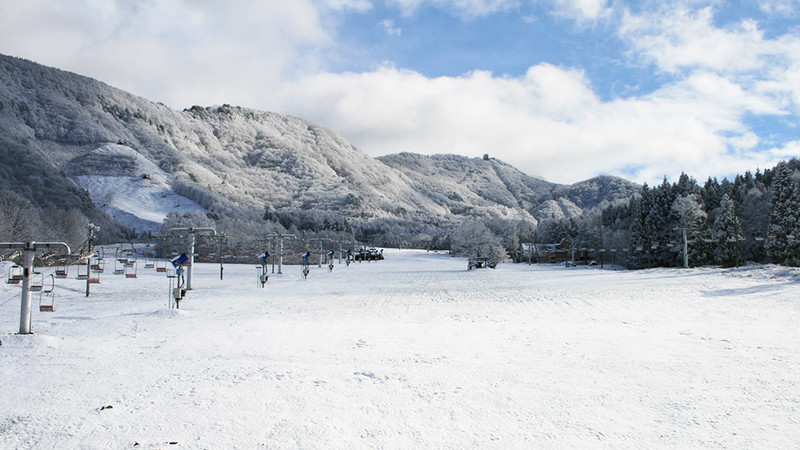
[765,162,800,266]
[0,189,39,241]
[713,194,743,267]
[450,220,506,265]
[672,193,710,267]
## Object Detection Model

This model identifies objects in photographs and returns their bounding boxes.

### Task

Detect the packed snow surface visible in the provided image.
[70,144,204,232]
[1,250,799,448]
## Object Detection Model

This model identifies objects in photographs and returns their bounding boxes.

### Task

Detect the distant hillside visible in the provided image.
[379,153,638,221]
[0,53,639,244]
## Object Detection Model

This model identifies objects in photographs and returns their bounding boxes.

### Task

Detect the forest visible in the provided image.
[538,159,800,269]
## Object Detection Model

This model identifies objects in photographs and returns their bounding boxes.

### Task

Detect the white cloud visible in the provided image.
[620,6,774,74]
[322,0,374,12]
[0,0,331,107]
[619,2,800,126]
[381,19,403,36]
[768,140,800,158]
[758,0,800,15]
[387,0,519,18]
[549,0,609,22]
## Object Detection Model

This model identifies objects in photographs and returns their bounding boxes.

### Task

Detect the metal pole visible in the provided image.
[85,249,91,297]
[278,237,284,274]
[187,233,196,290]
[85,224,98,297]
[19,243,35,334]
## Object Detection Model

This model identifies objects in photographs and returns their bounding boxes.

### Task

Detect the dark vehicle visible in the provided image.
[354,248,384,261]
[468,257,496,270]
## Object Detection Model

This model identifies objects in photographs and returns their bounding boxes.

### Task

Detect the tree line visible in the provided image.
[547,159,800,268]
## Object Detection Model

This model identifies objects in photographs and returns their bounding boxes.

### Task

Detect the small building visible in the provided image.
[521,239,571,263]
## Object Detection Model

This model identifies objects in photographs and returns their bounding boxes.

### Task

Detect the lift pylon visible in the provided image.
[168,226,216,290]
[0,241,71,334]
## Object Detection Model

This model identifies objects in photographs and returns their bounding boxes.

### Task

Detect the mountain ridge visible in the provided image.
[0,53,639,241]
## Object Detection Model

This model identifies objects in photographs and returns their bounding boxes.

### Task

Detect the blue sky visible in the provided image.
[0,0,798,184]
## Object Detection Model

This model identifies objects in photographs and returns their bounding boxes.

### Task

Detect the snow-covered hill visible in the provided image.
[0,53,638,235]
[379,153,638,221]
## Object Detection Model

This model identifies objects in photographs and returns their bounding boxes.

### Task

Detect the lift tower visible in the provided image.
[0,241,70,334]
[168,227,216,290]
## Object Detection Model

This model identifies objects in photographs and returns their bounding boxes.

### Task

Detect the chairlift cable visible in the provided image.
[0,291,19,308]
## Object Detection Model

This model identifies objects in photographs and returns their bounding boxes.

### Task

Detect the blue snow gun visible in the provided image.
[259,251,271,266]
[171,253,188,268]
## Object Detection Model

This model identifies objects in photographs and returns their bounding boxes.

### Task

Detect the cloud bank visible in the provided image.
[0,0,797,184]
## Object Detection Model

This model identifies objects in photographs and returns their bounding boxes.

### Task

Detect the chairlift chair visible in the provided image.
[39,274,56,312]
[29,272,44,292]
[6,265,23,284]
[113,258,125,275]
[88,257,102,284]
[156,260,167,273]
[76,264,90,280]
[125,261,138,278]
[144,258,155,269]
[91,259,104,273]
[55,265,68,279]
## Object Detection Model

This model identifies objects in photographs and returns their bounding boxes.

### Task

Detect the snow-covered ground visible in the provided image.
[1,250,799,448]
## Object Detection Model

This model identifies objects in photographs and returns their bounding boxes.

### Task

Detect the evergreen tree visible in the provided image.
[765,162,800,266]
[713,194,743,267]
[629,185,651,268]
[647,178,676,267]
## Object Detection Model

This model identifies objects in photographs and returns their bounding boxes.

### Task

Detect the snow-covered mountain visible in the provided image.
[0,53,638,235]
[379,154,638,221]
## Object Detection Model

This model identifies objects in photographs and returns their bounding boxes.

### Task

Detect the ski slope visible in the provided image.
[1,250,799,448]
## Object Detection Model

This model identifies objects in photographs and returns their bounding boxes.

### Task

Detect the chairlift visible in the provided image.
[55,265,68,279]
[126,244,138,263]
[125,261,138,279]
[39,274,56,312]
[77,264,90,280]
[6,265,23,284]
[144,258,155,269]
[29,272,44,292]
[156,260,167,273]
[91,259,104,273]
[88,256,102,284]
[113,257,125,275]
